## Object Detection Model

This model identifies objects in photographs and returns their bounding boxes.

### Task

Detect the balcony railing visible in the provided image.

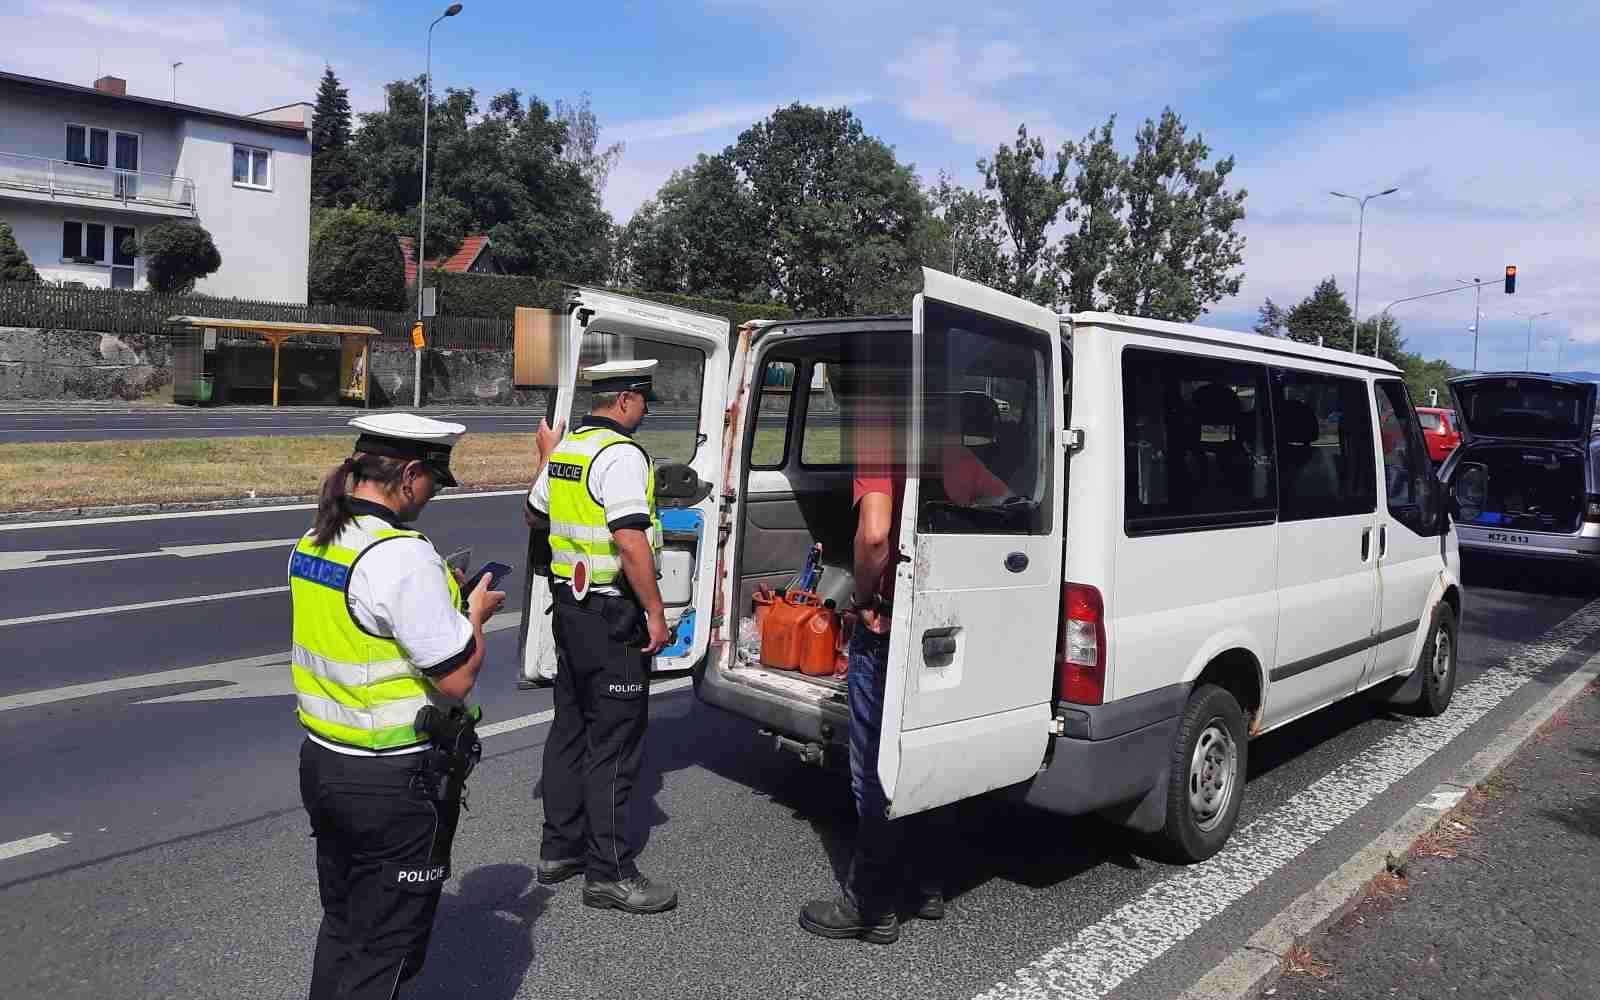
[0,151,195,211]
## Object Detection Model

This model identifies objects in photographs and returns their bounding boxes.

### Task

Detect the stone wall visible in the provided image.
[0,327,172,400]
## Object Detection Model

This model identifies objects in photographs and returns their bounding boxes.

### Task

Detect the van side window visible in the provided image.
[1375,380,1442,536]
[1270,369,1377,521]
[800,362,844,466]
[917,299,1052,536]
[749,360,796,469]
[1122,348,1276,535]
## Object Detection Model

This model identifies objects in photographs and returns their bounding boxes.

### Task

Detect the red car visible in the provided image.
[1415,406,1461,463]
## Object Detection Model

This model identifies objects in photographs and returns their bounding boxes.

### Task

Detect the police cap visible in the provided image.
[581,359,658,401]
[347,413,465,487]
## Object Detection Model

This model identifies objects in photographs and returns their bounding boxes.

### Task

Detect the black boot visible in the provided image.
[799,896,899,944]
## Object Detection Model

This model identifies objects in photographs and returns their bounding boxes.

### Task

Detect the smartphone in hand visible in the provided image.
[459,562,514,612]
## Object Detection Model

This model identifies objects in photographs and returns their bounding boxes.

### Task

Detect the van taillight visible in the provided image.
[1586,495,1600,523]
[1057,583,1106,706]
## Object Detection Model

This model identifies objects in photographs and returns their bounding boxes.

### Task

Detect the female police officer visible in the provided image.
[291,413,504,999]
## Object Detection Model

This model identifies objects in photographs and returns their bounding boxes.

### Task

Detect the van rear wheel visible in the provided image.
[1157,684,1248,863]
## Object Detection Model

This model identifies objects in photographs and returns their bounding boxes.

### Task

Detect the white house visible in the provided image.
[0,69,311,303]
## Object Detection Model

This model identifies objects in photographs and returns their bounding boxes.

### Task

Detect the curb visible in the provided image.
[1178,651,1600,1000]
[0,483,530,525]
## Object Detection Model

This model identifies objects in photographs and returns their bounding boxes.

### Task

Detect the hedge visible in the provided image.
[415,270,793,331]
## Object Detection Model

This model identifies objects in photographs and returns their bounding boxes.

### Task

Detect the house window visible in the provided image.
[62,221,108,263]
[66,125,111,167]
[233,145,271,189]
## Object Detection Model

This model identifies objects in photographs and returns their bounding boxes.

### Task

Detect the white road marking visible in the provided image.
[0,586,289,629]
[0,537,299,573]
[0,832,70,861]
[0,490,525,532]
[0,616,523,711]
[972,599,1600,1000]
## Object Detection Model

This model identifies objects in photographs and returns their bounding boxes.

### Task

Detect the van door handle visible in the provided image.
[1361,528,1371,562]
[923,631,959,658]
[1379,525,1388,558]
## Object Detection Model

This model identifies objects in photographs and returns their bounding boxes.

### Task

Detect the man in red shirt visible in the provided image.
[799,376,1005,944]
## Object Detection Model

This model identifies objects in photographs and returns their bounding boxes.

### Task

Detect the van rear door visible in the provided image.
[518,287,732,682]
[879,269,1064,818]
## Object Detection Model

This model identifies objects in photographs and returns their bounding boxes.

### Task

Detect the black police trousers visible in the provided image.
[299,738,460,1000]
[540,587,651,882]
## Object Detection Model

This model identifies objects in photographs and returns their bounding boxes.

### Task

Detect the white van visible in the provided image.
[520,271,1463,861]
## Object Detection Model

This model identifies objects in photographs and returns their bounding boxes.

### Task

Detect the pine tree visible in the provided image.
[312,67,359,209]
[0,221,40,283]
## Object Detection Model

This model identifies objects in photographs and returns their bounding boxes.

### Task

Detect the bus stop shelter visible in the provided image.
[164,316,385,407]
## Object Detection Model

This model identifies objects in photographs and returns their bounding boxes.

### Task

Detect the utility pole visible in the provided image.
[414,4,463,408]
[1330,187,1398,352]
[170,61,182,102]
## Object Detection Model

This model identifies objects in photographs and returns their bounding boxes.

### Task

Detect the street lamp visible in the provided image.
[1330,186,1399,353]
[1456,277,1485,372]
[414,2,464,407]
[1515,310,1552,371]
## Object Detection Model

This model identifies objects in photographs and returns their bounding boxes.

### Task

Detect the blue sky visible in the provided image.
[8,0,1597,372]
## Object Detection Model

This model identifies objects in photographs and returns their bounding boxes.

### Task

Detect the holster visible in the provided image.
[412,705,482,804]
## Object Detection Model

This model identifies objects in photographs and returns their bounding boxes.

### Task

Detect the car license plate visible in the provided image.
[1486,532,1531,544]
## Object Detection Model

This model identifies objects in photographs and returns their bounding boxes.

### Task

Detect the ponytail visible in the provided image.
[311,457,360,547]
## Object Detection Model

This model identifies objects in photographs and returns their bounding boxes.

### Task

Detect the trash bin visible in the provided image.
[196,376,214,404]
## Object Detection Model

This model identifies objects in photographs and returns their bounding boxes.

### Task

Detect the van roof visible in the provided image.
[754,310,1403,376]
[1066,311,1403,375]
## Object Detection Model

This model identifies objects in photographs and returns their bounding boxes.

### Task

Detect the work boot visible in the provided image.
[915,891,946,921]
[798,896,900,944]
[535,856,584,885]
[582,873,679,914]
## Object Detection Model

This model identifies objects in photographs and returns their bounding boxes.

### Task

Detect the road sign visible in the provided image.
[422,286,437,317]
[411,322,426,349]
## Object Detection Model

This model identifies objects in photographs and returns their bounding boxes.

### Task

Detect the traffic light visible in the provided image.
[1505,265,1517,294]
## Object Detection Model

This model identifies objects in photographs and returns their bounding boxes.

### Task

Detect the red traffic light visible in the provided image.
[1505,265,1517,294]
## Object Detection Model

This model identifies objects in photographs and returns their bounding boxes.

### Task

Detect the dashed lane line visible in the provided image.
[0,488,526,532]
[0,586,290,629]
[0,833,70,862]
[971,598,1600,1000]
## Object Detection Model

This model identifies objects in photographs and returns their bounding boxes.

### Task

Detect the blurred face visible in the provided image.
[618,390,649,432]
[398,461,442,518]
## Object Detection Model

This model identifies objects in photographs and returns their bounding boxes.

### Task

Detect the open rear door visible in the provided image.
[879,269,1063,817]
[519,287,732,682]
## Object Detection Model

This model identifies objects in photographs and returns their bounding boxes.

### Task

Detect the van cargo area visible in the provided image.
[1451,444,1585,534]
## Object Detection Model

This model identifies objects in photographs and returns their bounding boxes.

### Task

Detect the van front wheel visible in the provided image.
[1158,684,1248,863]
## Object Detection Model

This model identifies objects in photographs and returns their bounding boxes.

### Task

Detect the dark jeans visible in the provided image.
[540,589,651,882]
[845,626,952,916]
[299,738,460,1000]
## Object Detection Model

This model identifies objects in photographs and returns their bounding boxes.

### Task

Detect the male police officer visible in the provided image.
[525,360,678,914]
[293,413,505,998]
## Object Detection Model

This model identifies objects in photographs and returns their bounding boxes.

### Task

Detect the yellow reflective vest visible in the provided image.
[288,514,467,751]
[546,425,662,587]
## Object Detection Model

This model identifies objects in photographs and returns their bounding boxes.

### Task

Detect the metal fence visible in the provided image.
[0,282,514,350]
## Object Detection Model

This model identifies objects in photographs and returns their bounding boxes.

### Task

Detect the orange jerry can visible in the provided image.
[761,592,840,673]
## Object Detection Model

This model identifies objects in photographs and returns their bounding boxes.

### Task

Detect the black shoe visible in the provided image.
[536,856,584,885]
[582,874,679,914]
[916,893,946,921]
[799,896,900,944]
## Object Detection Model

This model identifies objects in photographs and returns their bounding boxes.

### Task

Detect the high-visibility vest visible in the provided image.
[547,426,662,587]
[287,514,468,751]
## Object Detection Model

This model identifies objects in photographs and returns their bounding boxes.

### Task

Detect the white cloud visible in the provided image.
[610,93,873,144]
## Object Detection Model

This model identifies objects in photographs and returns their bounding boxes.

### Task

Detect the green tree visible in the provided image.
[1059,118,1126,313]
[978,125,1071,305]
[731,104,933,315]
[312,67,360,209]
[351,79,611,281]
[930,171,1005,289]
[1285,277,1355,348]
[308,208,405,309]
[0,221,40,282]
[555,93,624,193]
[130,222,221,294]
[1100,109,1247,321]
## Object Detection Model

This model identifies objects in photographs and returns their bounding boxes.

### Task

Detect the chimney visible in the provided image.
[93,75,126,96]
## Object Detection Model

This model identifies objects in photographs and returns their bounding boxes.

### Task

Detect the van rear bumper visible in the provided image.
[1019,683,1187,824]
[696,658,848,748]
